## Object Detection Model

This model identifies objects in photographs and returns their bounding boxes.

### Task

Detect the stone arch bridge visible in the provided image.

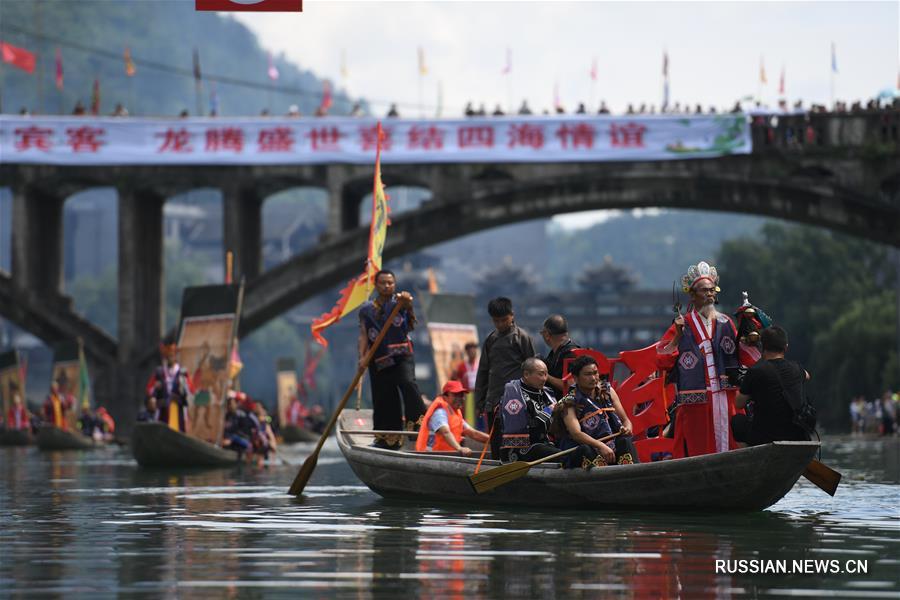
[1,111,898,429]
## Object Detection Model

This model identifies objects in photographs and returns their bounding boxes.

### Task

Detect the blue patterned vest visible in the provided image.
[359,295,413,371]
[556,387,616,451]
[500,379,556,451]
[674,310,739,404]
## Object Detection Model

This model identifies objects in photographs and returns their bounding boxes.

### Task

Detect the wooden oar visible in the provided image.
[802,459,841,496]
[469,431,622,495]
[288,296,409,496]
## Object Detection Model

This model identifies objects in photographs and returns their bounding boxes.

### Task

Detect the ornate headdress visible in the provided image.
[681,260,721,293]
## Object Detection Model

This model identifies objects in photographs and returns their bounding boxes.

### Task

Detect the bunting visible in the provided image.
[318,80,333,114]
[590,57,598,82]
[759,56,767,84]
[267,51,279,81]
[501,48,511,75]
[124,47,136,77]
[310,122,390,346]
[193,48,202,83]
[778,66,785,95]
[91,78,100,115]
[831,42,838,73]
[55,48,64,90]
[1,41,35,73]
[417,46,427,76]
[78,343,90,409]
[662,50,670,111]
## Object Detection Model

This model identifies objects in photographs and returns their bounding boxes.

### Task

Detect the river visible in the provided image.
[1,435,898,598]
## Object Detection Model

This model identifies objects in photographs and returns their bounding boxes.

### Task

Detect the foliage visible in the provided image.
[716,223,898,427]
[0,0,363,117]
[545,210,768,290]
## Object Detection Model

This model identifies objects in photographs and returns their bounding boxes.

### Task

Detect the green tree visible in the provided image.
[716,223,897,428]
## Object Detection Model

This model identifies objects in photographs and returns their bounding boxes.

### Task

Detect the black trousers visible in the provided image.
[369,358,425,432]
[502,442,560,463]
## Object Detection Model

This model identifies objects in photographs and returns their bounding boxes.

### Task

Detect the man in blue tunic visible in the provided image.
[498,357,559,463]
[358,270,425,450]
[551,355,638,468]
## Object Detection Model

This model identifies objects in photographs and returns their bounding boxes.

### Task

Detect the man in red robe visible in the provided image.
[657,261,741,457]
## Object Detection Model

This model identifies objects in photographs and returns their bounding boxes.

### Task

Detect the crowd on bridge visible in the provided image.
[10,93,899,120]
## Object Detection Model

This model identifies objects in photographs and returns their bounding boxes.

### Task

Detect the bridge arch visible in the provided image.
[240,170,900,335]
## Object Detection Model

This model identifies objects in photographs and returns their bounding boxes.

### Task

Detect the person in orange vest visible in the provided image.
[416,380,490,455]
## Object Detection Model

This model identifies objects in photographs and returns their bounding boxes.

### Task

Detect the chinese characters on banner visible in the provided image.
[1,116,750,165]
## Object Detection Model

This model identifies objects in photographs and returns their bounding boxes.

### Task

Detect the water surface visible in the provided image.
[2,435,898,598]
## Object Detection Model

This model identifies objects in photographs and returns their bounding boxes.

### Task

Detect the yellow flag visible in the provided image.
[311,123,390,345]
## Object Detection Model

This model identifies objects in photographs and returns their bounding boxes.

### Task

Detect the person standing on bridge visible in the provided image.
[657,261,740,457]
[358,270,425,450]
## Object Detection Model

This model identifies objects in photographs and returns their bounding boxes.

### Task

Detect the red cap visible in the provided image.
[442,380,468,395]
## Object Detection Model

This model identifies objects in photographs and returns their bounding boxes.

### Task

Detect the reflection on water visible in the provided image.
[1,436,898,598]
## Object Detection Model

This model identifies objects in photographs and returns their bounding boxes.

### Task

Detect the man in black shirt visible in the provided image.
[732,326,810,445]
[541,314,580,399]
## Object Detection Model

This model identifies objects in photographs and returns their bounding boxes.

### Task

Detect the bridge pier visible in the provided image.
[11,184,64,297]
[223,185,262,281]
[115,187,165,431]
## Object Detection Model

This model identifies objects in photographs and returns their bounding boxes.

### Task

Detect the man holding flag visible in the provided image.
[358,271,424,449]
[310,122,422,450]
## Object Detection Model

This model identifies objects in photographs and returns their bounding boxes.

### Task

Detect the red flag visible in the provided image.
[318,80,333,114]
[302,344,325,391]
[778,66,785,95]
[590,57,598,82]
[1,41,36,73]
[91,78,100,115]
[55,48,63,90]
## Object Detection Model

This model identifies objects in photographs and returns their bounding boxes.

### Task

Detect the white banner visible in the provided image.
[0,115,751,165]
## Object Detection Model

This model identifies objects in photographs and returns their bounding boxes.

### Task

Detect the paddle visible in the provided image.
[288,296,410,496]
[802,459,841,496]
[469,431,622,495]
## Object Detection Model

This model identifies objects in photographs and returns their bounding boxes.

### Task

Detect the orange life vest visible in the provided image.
[416,397,464,452]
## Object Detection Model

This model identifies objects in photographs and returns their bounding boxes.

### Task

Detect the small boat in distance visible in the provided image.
[280,424,320,443]
[131,422,239,468]
[0,428,32,446]
[36,425,96,451]
[336,409,819,512]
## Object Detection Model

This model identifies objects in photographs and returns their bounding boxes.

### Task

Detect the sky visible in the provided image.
[233,0,898,228]
[233,0,899,118]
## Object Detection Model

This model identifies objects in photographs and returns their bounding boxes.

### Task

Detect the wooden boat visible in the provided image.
[36,425,96,450]
[337,409,820,511]
[0,428,32,446]
[131,421,239,468]
[280,424,320,443]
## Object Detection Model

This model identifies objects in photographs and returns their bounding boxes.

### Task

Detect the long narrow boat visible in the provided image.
[337,409,820,511]
[281,424,321,443]
[0,428,32,446]
[36,425,96,450]
[131,421,239,468]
